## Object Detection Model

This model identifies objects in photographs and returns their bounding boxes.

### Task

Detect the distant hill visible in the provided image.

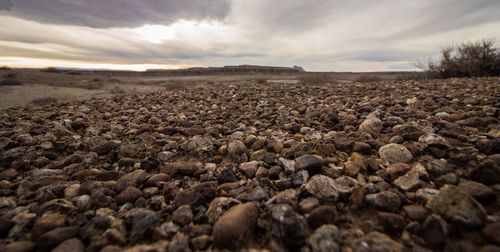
[145,65,305,76]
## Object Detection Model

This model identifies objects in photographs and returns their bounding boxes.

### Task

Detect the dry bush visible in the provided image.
[355,74,381,83]
[299,73,335,84]
[31,97,58,105]
[0,66,12,71]
[418,39,500,78]
[41,67,62,73]
[395,72,426,81]
[0,78,22,86]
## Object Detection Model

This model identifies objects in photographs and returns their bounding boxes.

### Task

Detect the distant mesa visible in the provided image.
[145,65,306,76]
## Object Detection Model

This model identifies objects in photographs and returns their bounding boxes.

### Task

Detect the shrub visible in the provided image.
[418,39,500,78]
[0,66,11,71]
[0,78,22,86]
[3,72,16,78]
[299,73,334,84]
[41,67,62,73]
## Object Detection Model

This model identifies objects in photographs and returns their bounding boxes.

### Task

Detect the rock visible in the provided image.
[115,170,146,192]
[307,205,337,230]
[377,212,405,234]
[294,154,322,174]
[470,160,500,185]
[291,170,309,186]
[458,180,496,203]
[32,213,66,240]
[115,186,143,205]
[191,235,210,250]
[393,168,420,191]
[206,197,241,223]
[3,241,34,252]
[353,142,371,154]
[270,204,310,250]
[279,158,295,174]
[353,231,404,252]
[217,169,238,183]
[144,173,170,187]
[227,140,247,157]
[386,163,411,179]
[239,161,259,178]
[125,208,160,242]
[419,133,450,148]
[36,226,79,252]
[378,144,413,164]
[92,140,120,155]
[403,205,428,222]
[213,202,258,249]
[255,167,268,179]
[359,116,383,136]
[172,205,193,226]
[422,214,448,249]
[427,185,487,228]
[374,191,401,212]
[303,175,339,203]
[0,217,14,238]
[171,161,199,176]
[307,225,340,252]
[140,157,161,171]
[167,232,189,252]
[172,181,217,208]
[482,223,500,245]
[52,238,85,252]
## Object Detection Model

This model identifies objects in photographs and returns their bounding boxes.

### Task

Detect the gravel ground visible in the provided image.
[0,77,499,251]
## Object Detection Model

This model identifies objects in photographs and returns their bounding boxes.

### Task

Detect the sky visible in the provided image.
[1,0,500,72]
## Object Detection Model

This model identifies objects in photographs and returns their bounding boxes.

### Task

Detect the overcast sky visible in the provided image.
[1,0,499,71]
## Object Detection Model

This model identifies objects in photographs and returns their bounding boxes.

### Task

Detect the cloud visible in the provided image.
[0,0,230,28]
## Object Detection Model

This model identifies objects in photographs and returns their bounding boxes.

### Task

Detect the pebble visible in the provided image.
[379,143,413,164]
[212,202,258,249]
[303,175,339,203]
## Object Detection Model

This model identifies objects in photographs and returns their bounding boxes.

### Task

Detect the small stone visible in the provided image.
[239,161,259,178]
[291,170,309,186]
[227,140,247,157]
[393,169,420,191]
[470,160,500,185]
[377,212,405,234]
[140,157,161,171]
[206,197,241,223]
[167,232,189,252]
[171,161,199,176]
[307,205,337,230]
[4,241,34,252]
[115,186,143,205]
[359,116,383,136]
[255,167,268,179]
[422,214,448,249]
[125,208,160,242]
[52,238,85,252]
[115,169,146,192]
[353,142,371,154]
[144,173,170,187]
[403,205,429,221]
[374,191,401,212]
[0,217,15,238]
[304,175,339,203]
[191,235,211,250]
[172,181,217,208]
[36,226,79,252]
[458,180,496,203]
[217,169,238,183]
[299,197,320,213]
[213,202,258,249]
[172,205,193,226]
[379,144,413,164]
[386,163,411,179]
[92,140,120,155]
[32,213,66,240]
[427,185,487,228]
[353,231,404,252]
[482,223,500,245]
[307,225,340,252]
[269,166,282,179]
[294,154,322,174]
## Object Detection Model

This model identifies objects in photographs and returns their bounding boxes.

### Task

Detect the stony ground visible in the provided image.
[0,77,499,252]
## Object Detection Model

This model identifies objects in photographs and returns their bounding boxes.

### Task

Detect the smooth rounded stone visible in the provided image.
[476,138,500,155]
[40,141,54,150]
[352,231,404,252]
[206,197,241,223]
[415,188,440,202]
[307,205,337,230]
[255,167,268,179]
[140,157,161,171]
[386,163,411,179]
[170,161,199,176]
[172,205,193,226]
[32,169,63,178]
[378,144,413,164]
[36,226,79,252]
[240,186,269,202]
[294,154,322,174]
[435,172,457,186]
[0,217,15,237]
[115,169,146,192]
[73,194,91,211]
[172,181,217,208]
[144,173,170,187]
[217,168,238,183]
[52,238,85,252]
[393,169,420,191]
[299,197,320,213]
[303,175,339,203]
[167,232,189,252]
[125,208,160,242]
[470,159,500,185]
[0,169,18,181]
[418,133,450,148]
[374,191,401,212]
[212,202,258,249]
[191,234,211,250]
[353,142,371,154]
[482,223,500,245]
[227,140,247,156]
[92,140,121,155]
[422,214,448,249]
[268,165,282,179]
[344,161,361,177]
[335,176,360,197]
[458,180,496,203]
[377,212,406,234]
[32,213,66,240]
[3,241,34,252]
[307,225,340,252]
[239,161,259,178]
[359,116,383,136]
[115,186,143,205]
[427,185,487,228]
[403,205,429,222]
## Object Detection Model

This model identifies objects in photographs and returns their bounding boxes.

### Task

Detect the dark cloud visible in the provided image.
[0,0,230,28]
